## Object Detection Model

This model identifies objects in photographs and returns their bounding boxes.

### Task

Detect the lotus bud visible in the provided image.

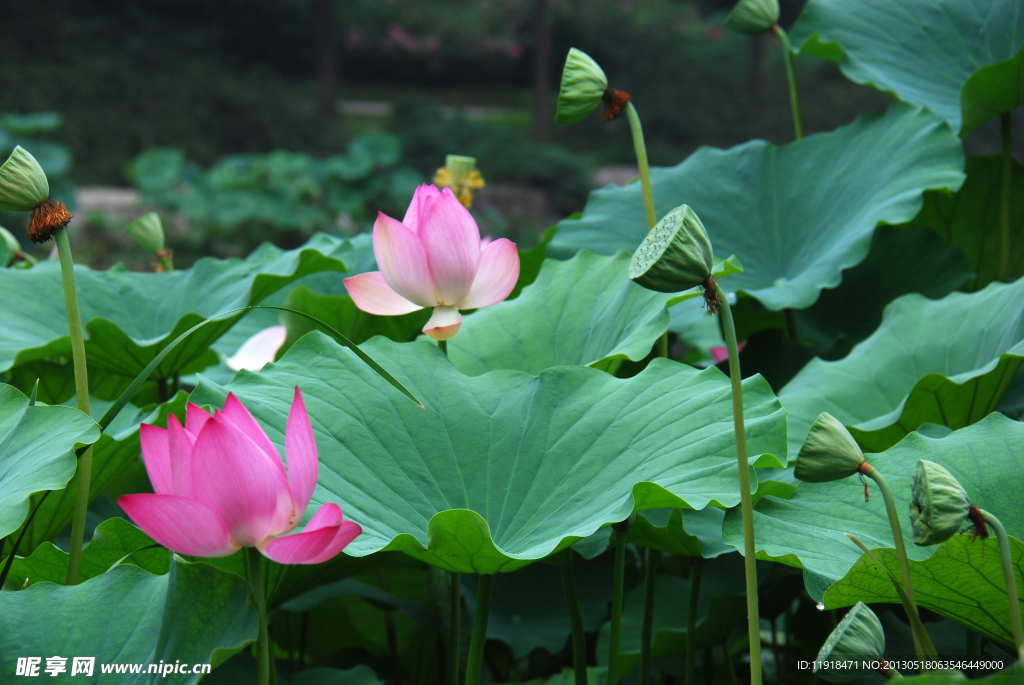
[0,226,21,266]
[124,212,166,254]
[0,146,50,212]
[433,155,485,209]
[726,0,780,35]
[794,413,866,483]
[813,602,887,682]
[629,205,722,312]
[910,460,971,546]
[556,48,609,124]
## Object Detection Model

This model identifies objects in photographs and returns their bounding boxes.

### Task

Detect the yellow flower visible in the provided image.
[433,155,485,208]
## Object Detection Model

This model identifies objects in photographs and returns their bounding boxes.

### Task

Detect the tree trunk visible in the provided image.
[316,0,338,117]
[531,0,552,141]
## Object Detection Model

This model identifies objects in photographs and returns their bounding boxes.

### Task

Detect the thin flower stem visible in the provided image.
[608,524,630,685]
[248,548,271,685]
[863,468,924,661]
[450,572,461,685]
[158,254,174,273]
[56,228,93,587]
[979,510,1024,660]
[715,285,762,685]
[626,102,657,229]
[639,547,659,685]
[999,113,1013,282]
[772,25,804,141]
[439,339,448,357]
[465,574,492,685]
[560,552,588,685]
[685,556,704,685]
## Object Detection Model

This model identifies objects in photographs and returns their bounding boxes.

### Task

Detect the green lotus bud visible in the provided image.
[910,460,971,546]
[725,0,780,34]
[630,204,715,294]
[0,146,50,212]
[0,226,20,266]
[556,48,609,125]
[794,413,866,483]
[813,602,886,682]
[124,212,166,254]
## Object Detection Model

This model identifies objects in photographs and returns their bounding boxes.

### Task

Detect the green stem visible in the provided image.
[450,572,461,685]
[999,113,1013,282]
[716,285,762,685]
[560,553,588,685]
[772,25,804,141]
[626,102,657,229]
[465,575,492,685]
[56,228,92,587]
[249,548,271,685]
[608,522,631,685]
[639,547,659,685]
[979,510,1024,660]
[158,254,174,272]
[783,309,799,341]
[685,557,704,685]
[657,331,668,359]
[439,339,448,357]
[863,467,924,660]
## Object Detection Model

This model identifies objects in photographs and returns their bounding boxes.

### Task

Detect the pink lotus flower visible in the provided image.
[226,325,287,372]
[343,184,520,340]
[118,389,360,564]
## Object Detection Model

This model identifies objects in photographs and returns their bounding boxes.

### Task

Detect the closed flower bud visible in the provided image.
[0,146,50,212]
[725,0,780,34]
[813,602,886,682]
[910,460,971,546]
[124,212,166,254]
[630,205,721,310]
[556,48,609,125]
[794,412,865,483]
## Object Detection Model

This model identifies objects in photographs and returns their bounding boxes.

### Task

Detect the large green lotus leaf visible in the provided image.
[898,669,1024,685]
[0,384,99,541]
[0,234,349,396]
[190,334,787,575]
[448,251,739,376]
[0,558,257,684]
[595,555,748,677]
[549,104,964,311]
[723,413,1024,601]
[826,535,1024,648]
[903,155,1024,291]
[791,0,1024,136]
[2,392,187,560]
[8,517,169,587]
[781,277,1024,456]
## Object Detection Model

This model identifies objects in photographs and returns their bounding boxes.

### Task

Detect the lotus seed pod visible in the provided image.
[629,205,715,294]
[813,602,886,682]
[910,460,971,546]
[725,0,780,34]
[0,226,20,266]
[445,155,477,179]
[124,212,166,254]
[0,146,50,212]
[556,48,609,125]
[794,412,865,483]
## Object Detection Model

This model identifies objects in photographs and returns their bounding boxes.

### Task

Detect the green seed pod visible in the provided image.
[124,212,166,254]
[0,226,20,266]
[629,205,715,294]
[813,602,886,682]
[0,146,50,212]
[794,412,865,483]
[556,48,609,125]
[725,0,780,35]
[444,155,477,179]
[910,460,971,546]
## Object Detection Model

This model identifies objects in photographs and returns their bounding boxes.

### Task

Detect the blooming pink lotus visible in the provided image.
[118,389,360,564]
[343,184,520,340]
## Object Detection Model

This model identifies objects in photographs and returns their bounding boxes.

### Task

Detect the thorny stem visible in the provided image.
[716,284,762,685]
[639,547,660,685]
[772,25,804,141]
[626,102,658,229]
[999,113,1013,282]
[685,557,704,685]
[249,548,271,685]
[465,575,492,685]
[978,510,1024,660]
[56,228,93,587]
[560,552,588,685]
[608,519,631,685]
